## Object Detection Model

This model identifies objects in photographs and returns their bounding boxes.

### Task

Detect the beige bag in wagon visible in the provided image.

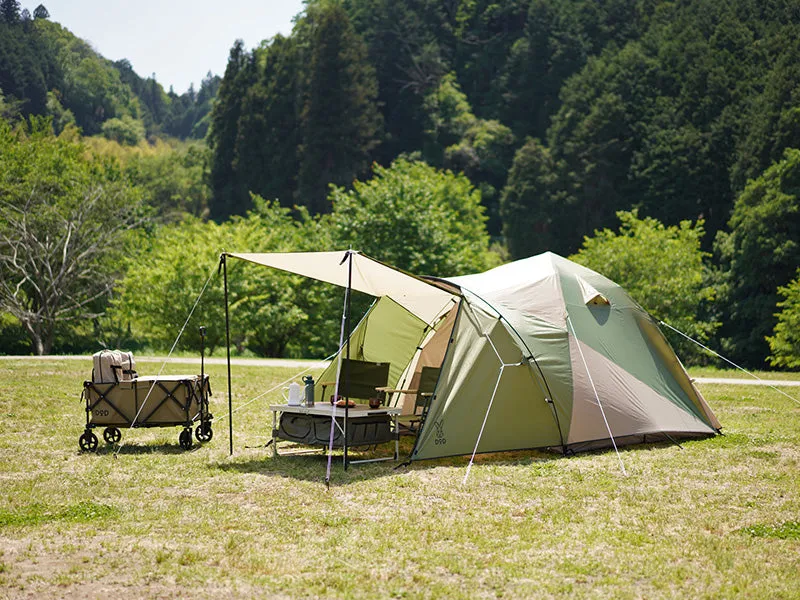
[92,350,137,383]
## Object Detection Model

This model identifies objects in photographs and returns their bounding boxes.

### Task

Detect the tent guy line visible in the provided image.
[567,314,627,476]
[660,321,800,406]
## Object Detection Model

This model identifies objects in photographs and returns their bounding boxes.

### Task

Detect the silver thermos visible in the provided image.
[303,375,315,406]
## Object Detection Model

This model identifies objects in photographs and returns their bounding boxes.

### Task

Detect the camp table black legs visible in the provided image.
[80,374,213,452]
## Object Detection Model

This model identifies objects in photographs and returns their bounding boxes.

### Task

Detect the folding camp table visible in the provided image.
[270,403,401,465]
[80,374,212,451]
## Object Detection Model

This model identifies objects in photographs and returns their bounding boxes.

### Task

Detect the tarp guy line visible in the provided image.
[113,261,218,457]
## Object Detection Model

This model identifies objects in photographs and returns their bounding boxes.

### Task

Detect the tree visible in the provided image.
[715,148,800,366]
[571,210,719,363]
[108,200,332,358]
[233,34,301,209]
[207,40,253,219]
[422,72,515,236]
[500,138,575,259]
[101,115,145,145]
[0,0,20,23]
[0,118,147,355]
[328,159,497,277]
[296,3,382,214]
[767,270,800,369]
[33,4,48,19]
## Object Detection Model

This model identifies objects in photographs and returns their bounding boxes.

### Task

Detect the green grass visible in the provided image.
[688,365,800,381]
[0,359,798,598]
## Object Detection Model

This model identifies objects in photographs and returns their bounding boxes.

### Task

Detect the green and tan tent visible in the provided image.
[226,250,720,461]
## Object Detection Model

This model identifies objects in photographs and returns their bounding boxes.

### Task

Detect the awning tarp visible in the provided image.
[229,251,455,324]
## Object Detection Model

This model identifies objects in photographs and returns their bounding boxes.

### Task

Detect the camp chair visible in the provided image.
[319,359,390,403]
[390,366,440,435]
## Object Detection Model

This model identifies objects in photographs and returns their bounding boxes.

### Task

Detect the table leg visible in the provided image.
[272,410,278,457]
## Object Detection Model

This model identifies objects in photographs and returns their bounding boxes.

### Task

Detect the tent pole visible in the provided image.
[223,254,233,456]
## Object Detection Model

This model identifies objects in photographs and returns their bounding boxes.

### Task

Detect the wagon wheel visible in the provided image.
[103,427,122,444]
[195,422,213,443]
[179,428,193,450]
[79,431,99,452]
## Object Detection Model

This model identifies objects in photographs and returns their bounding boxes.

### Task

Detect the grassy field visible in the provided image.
[0,358,798,599]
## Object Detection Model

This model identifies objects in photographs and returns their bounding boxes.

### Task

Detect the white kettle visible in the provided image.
[284,382,303,406]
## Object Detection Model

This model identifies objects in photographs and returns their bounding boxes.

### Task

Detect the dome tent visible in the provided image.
[223,250,720,463]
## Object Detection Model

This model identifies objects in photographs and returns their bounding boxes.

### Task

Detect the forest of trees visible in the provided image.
[1,0,799,369]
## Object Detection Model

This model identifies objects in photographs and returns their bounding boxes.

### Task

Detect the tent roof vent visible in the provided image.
[577,276,610,306]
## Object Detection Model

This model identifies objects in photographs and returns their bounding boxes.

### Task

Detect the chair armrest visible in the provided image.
[376,386,419,394]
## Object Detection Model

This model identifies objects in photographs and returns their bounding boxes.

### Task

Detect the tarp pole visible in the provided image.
[326,250,354,486]
[344,250,353,470]
[223,254,233,456]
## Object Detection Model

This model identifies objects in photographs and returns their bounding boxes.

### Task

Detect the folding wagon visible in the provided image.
[79,374,213,451]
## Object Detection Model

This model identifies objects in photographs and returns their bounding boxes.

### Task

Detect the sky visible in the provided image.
[39,0,307,94]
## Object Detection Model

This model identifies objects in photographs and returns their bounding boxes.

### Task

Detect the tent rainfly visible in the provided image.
[225,250,720,461]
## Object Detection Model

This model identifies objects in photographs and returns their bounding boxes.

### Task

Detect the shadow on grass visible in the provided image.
[212,446,411,486]
[82,441,201,456]
[211,443,567,485]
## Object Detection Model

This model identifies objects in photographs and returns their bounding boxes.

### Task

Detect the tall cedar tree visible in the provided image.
[233,34,301,209]
[0,0,20,23]
[207,40,254,220]
[296,3,382,214]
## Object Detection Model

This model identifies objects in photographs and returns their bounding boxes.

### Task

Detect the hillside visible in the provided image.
[0,3,218,141]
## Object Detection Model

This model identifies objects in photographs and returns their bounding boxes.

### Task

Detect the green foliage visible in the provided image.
[233,35,301,210]
[0,117,147,355]
[766,270,800,370]
[29,19,139,136]
[328,159,497,276]
[100,114,145,145]
[422,72,515,236]
[571,210,719,362]
[108,201,337,358]
[207,40,253,220]
[500,137,573,259]
[0,0,20,24]
[85,137,212,220]
[715,148,800,367]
